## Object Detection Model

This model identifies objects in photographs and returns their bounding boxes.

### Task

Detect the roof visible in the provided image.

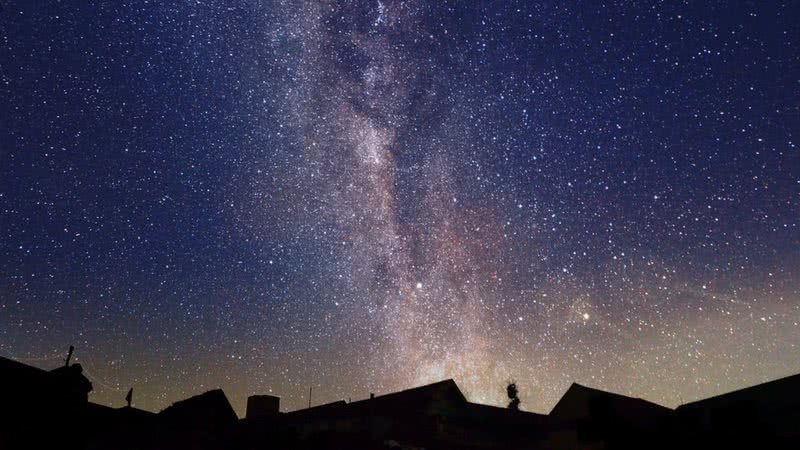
[86,402,156,426]
[677,373,800,411]
[0,355,93,397]
[285,399,348,419]
[0,355,50,380]
[550,382,672,422]
[286,379,467,421]
[353,379,466,407]
[462,401,552,427]
[159,389,239,427]
[49,364,94,394]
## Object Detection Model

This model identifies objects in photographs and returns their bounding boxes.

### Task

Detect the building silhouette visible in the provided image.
[675,373,800,448]
[1,353,798,449]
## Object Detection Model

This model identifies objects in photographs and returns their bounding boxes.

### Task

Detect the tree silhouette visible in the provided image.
[507,382,521,411]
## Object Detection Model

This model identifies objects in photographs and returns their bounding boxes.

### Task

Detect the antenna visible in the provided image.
[64,345,74,367]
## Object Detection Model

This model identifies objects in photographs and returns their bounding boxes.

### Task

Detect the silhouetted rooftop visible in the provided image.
[677,373,800,410]
[159,389,238,428]
[286,379,468,422]
[550,382,672,423]
[0,354,93,399]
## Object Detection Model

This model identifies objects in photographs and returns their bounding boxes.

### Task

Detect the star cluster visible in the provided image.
[1,1,798,415]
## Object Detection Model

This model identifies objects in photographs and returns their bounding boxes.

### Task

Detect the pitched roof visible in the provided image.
[284,400,348,420]
[354,379,466,406]
[286,379,466,421]
[0,355,49,379]
[0,355,93,396]
[86,401,156,426]
[159,389,238,427]
[677,373,800,411]
[550,382,671,421]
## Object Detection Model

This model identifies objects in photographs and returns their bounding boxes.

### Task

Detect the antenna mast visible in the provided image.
[64,345,74,367]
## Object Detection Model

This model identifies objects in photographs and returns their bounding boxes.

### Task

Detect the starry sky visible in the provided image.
[1,1,799,416]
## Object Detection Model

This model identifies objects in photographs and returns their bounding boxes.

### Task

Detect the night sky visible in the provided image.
[1,1,799,416]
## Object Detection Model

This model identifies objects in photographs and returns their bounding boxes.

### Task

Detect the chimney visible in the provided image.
[246,395,280,420]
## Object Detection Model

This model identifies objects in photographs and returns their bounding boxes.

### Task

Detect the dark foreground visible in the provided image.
[1,354,798,449]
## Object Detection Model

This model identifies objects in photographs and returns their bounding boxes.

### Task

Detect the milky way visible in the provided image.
[1,1,799,415]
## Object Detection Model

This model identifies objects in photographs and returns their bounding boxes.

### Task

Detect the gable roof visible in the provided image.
[286,379,466,421]
[355,379,466,406]
[550,383,671,421]
[159,389,238,427]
